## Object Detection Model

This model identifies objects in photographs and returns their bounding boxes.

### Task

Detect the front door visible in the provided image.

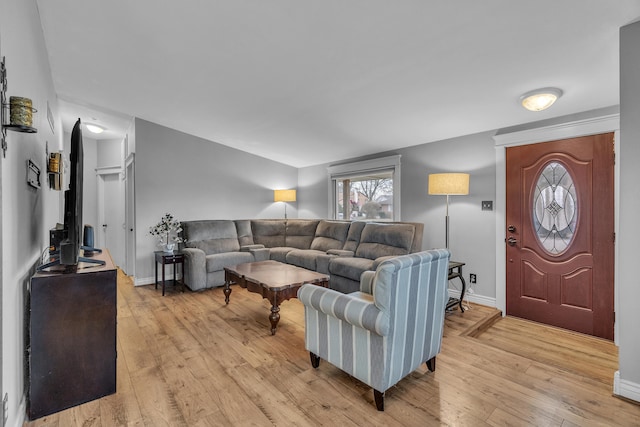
[505,133,615,340]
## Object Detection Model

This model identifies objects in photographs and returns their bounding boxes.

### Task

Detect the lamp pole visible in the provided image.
[445,194,450,249]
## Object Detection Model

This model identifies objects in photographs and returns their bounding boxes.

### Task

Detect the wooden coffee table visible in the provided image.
[224,260,329,335]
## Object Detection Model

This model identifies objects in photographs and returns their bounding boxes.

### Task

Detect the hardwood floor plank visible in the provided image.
[22,272,640,427]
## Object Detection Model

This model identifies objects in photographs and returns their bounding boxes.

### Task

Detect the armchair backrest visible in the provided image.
[371,249,450,388]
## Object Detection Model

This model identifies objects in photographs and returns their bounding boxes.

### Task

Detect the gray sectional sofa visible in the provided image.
[180,219,424,294]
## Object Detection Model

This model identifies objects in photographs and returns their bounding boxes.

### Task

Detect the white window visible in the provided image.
[327,155,401,221]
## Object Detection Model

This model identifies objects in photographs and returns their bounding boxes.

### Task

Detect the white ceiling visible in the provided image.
[36,1,640,167]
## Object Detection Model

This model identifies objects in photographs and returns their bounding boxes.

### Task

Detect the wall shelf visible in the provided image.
[1,56,38,157]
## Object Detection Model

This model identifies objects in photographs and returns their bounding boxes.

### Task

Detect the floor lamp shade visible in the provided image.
[273,189,297,202]
[274,189,296,219]
[428,173,469,250]
[428,173,470,196]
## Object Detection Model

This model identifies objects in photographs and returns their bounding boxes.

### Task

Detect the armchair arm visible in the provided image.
[297,284,389,336]
[359,270,376,294]
[181,247,206,290]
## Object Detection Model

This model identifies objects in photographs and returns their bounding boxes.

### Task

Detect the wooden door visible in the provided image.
[506,133,615,340]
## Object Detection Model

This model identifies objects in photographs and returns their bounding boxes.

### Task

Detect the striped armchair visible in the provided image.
[297,249,450,411]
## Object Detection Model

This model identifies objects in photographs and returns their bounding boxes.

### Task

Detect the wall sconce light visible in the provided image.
[274,189,297,219]
[520,87,563,112]
[428,173,469,250]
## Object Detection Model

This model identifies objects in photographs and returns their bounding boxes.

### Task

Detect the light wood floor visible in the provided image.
[24,271,640,426]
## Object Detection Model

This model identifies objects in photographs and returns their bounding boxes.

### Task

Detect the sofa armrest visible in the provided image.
[297,284,389,336]
[373,255,395,270]
[327,249,354,257]
[359,270,376,294]
[316,253,336,275]
[181,247,206,290]
[240,244,265,251]
[250,247,270,261]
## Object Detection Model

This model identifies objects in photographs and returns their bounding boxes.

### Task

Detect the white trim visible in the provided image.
[327,154,402,220]
[614,371,640,403]
[493,113,620,147]
[448,289,496,308]
[96,165,122,178]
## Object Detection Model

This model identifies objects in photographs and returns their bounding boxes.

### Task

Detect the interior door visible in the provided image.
[505,133,614,340]
[98,173,125,268]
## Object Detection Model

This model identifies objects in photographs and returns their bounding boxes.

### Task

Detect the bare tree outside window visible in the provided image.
[336,173,393,221]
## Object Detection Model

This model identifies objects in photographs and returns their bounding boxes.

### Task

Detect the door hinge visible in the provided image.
[613,232,616,243]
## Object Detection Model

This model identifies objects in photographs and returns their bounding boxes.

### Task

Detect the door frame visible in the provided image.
[493,112,620,344]
[96,166,123,260]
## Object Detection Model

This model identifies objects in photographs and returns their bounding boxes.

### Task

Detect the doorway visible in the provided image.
[97,169,125,269]
[505,133,615,340]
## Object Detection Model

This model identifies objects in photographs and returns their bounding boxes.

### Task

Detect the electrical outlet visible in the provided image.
[470,273,477,284]
[481,201,493,211]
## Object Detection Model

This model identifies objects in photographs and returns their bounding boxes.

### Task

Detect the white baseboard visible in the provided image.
[614,371,640,403]
[449,289,497,309]
[11,395,26,427]
[135,276,155,286]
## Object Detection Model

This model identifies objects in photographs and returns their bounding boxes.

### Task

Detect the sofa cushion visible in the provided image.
[235,220,255,247]
[182,220,240,255]
[329,256,376,281]
[251,220,286,247]
[342,221,366,252]
[269,247,296,263]
[206,251,254,273]
[310,220,351,251]
[355,223,415,260]
[286,249,327,271]
[285,219,319,249]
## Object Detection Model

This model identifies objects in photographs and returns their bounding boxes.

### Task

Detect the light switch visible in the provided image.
[482,201,493,211]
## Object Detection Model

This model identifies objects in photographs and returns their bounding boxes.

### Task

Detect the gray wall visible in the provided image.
[297,131,497,300]
[618,19,640,398]
[134,119,298,282]
[1,0,62,425]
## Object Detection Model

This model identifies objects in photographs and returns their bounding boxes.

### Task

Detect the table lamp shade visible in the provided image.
[274,189,297,202]
[428,173,470,195]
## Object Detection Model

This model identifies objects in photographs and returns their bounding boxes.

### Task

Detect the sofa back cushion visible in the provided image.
[343,221,366,252]
[234,220,254,246]
[285,219,320,249]
[182,220,240,255]
[251,220,286,247]
[310,220,351,251]
[355,223,415,260]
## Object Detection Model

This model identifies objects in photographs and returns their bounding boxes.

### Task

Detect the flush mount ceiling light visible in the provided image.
[520,87,563,112]
[85,123,106,134]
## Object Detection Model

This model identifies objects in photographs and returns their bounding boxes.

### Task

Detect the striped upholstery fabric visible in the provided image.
[298,249,450,394]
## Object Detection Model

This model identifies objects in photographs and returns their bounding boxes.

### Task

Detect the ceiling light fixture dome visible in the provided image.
[520,87,563,112]
[85,123,106,134]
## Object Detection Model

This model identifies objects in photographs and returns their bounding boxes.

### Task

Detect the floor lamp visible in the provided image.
[428,173,469,250]
[274,189,296,219]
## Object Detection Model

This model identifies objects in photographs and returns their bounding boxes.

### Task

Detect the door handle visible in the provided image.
[507,236,518,246]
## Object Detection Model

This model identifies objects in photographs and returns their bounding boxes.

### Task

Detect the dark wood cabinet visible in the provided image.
[28,250,117,419]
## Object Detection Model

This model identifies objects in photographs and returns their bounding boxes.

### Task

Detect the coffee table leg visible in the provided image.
[224,280,232,305]
[269,305,280,335]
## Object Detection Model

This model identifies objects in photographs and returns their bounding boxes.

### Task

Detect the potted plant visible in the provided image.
[149,213,183,252]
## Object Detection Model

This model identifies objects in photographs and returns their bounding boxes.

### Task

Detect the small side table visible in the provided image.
[154,251,185,296]
[447,261,467,312]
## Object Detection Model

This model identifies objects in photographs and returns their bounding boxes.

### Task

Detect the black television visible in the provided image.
[38,118,103,271]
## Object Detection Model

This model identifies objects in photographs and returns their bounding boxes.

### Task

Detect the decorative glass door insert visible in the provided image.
[532,161,578,255]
